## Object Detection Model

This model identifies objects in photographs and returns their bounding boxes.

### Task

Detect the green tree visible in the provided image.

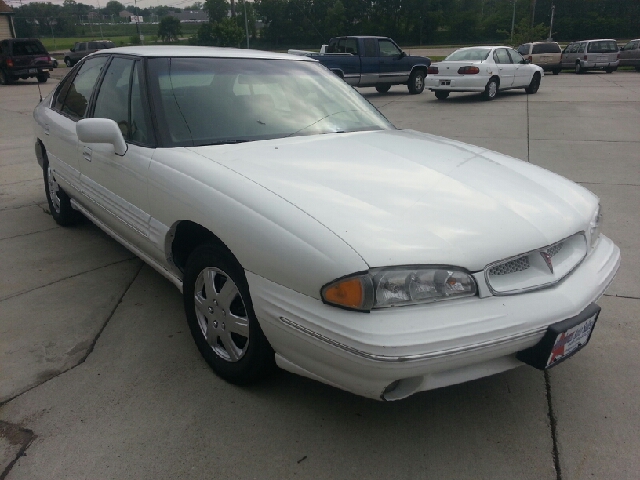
[103,0,125,16]
[158,16,182,42]
[204,0,230,23]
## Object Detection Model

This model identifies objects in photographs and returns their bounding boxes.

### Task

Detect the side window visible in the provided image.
[61,56,108,119]
[632,42,639,50]
[93,57,134,138]
[53,73,75,111]
[577,43,586,53]
[379,39,401,57]
[363,39,377,57]
[129,62,153,145]
[337,38,347,53]
[517,44,530,56]
[494,49,512,64]
[88,42,99,50]
[507,48,524,64]
[344,38,358,55]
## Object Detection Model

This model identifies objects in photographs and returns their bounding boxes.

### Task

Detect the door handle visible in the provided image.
[44,124,50,135]
[82,146,92,162]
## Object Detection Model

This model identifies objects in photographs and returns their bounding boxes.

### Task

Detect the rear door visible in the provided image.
[493,48,515,87]
[359,38,379,86]
[507,48,531,87]
[562,43,577,67]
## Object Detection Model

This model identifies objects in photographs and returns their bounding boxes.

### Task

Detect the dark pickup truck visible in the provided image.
[290,36,431,94]
[0,38,54,85]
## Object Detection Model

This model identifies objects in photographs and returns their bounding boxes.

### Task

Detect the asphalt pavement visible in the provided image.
[1,67,639,480]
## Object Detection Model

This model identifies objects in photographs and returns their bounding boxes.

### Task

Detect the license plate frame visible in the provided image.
[29,68,37,74]
[516,303,600,370]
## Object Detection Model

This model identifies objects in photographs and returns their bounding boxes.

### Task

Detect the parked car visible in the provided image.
[289,36,431,94]
[49,56,59,68]
[618,39,640,71]
[0,38,54,84]
[425,46,544,100]
[64,40,116,67]
[516,41,562,75]
[33,46,620,401]
[561,39,619,74]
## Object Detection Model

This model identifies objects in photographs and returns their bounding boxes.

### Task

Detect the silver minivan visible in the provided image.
[619,39,640,71]
[561,39,619,74]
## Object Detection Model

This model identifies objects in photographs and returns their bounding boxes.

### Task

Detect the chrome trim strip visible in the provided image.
[71,199,183,292]
[278,316,545,363]
[484,232,587,296]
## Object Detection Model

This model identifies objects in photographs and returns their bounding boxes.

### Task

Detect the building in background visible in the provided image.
[168,11,209,23]
[0,0,16,39]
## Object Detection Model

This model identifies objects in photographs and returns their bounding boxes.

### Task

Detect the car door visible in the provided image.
[359,38,379,86]
[42,56,108,194]
[493,48,515,88]
[620,40,639,66]
[507,48,531,87]
[562,43,576,67]
[79,56,156,250]
[378,38,409,83]
[72,42,87,63]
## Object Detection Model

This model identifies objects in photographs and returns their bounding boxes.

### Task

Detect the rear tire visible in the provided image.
[482,77,499,100]
[183,244,275,385]
[408,70,425,94]
[0,69,13,85]
[435,91,449,100]
[552,69,561,75]
[604,67,613,74]
[575,62,583,74]
[525,73,541,94]
[37,74,48,83]
[375,84,391,93]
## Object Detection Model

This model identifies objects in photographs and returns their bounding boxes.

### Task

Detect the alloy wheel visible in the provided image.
[47,165,61,214]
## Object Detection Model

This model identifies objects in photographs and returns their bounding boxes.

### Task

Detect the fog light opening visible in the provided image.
[381,376,424,401]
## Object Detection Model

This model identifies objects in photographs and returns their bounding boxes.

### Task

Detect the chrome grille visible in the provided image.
[488,256,530,276]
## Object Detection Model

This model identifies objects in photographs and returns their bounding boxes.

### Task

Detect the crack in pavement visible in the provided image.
[0,226,58,242]
[0,261,144,409]
[578,181,640,187]
[0,257,139,303]
[545,371,563,480]
[603,292,640,301]
[0,421,36,480]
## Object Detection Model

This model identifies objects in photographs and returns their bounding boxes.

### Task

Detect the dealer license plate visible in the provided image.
[597,56,607,62]
[546,313,596,368]
[29,68,37,74]
[516,304,600,370]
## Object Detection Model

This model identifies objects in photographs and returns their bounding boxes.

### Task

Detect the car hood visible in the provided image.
[189,130,596,271]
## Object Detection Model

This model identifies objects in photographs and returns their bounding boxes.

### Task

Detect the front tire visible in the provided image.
[552,68,561,75]
[525,73,541,94]
[483,77,499,100]
[43,160,80,226]
[64,57,73,67]
[408,70,425,94]
[375,84,391,93]
[183,244,274,385]
[435,91,450,100]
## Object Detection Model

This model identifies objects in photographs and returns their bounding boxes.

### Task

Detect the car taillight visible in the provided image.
[528,56,533,62]
[457,66,480,75]
[617,53,620,59]
[427,66,438,75]
[584,55,588,60]
[6,59,13,67]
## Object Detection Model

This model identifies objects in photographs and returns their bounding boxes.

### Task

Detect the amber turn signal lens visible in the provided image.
[323,278,364,309]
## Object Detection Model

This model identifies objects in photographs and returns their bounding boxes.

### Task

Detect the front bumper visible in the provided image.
[249,235,620,400]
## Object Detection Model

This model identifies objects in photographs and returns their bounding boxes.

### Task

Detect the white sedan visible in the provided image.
[425,46,545,100]
[33,46,619,401]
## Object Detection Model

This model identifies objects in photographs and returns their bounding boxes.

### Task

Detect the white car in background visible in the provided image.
[33,47,619,401]
[425,46,545,100]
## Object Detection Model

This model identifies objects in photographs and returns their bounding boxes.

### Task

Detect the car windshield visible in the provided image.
[587,41,618,53]
[147,57,393,147]
[445,48,491,61]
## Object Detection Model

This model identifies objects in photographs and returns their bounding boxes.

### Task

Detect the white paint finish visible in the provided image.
[190,129,597,272]
[147,148,368,299]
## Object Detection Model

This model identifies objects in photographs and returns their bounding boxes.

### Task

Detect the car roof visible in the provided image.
[100,45,313,62]
[530,41,559,45]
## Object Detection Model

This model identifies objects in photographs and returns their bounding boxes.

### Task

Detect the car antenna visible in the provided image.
[36,82,43,103]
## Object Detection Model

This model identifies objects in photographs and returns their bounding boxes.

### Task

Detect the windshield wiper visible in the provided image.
[203,139,253,146]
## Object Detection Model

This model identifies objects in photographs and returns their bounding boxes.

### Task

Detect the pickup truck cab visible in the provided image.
[301,36,431,94]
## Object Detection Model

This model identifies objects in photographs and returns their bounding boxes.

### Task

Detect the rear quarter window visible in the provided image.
[517,44,530,56]
[12,41,47,55]
[588,41,618,53]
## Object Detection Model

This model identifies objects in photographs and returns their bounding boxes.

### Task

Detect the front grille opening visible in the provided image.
[489,256,530,276]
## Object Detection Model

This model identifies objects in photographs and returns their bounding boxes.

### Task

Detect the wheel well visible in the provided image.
[331,69,344,79]
[411,66,427,76]
[489,75,500,85]
[170,221,233,273]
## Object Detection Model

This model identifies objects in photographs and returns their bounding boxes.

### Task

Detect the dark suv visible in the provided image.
[0,38,54,85]
[63,40,116,67]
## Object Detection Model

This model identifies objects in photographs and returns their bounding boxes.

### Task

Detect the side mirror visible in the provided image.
[524,59,531,64]
[398,51,406,59]
[77,118,127,156]
[70,47,75,52]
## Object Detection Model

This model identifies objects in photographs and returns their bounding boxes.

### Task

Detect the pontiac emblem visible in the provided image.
[540,252,554,274]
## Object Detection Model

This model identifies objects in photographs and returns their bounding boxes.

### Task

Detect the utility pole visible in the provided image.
[510,0,516,42]
[96,0,104,39]
[242,0,249,48]
[548,3,555,41]
[531,0,537,28]
[49,20,57,50]
[134,0,143,44]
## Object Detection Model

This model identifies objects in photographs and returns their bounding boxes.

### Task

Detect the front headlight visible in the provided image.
[322,267,477,312]
[589,204,602,248]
